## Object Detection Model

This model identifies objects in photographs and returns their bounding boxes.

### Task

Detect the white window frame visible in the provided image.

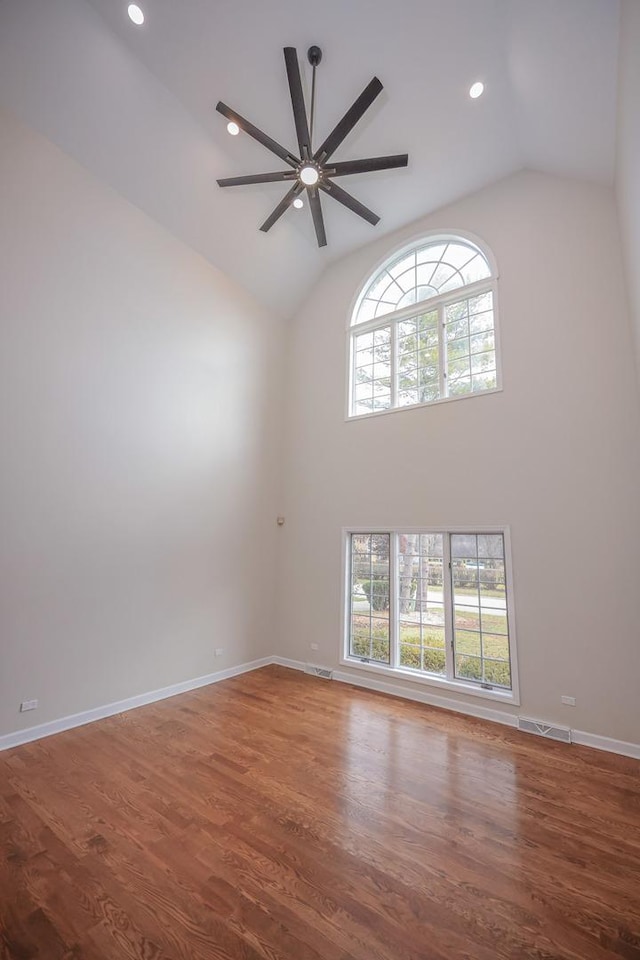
[346,237,503,422]
[341,526,520,706]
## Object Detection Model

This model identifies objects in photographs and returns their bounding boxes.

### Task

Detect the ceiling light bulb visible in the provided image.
[293,197,304,209]
[299,165,319,186]
[469,81,484,99]
[226,121,240,136]
[127,3,144,25]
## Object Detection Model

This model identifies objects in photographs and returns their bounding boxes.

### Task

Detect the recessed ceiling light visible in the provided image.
[226,121,240,136]
[293,197,304,209]
[469,81,484,99]
[127,4,144,25]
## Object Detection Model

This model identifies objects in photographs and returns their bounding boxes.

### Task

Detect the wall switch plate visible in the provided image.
[561,695,576,706]
[20,699,38,712]
[310,643,319,651]
[215,648,224,657]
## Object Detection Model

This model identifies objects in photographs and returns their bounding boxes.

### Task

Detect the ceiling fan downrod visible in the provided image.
[307,45,322,149]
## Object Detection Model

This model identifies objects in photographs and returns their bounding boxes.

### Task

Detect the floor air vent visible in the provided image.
[517,716,572,744]
[304,664,334,680]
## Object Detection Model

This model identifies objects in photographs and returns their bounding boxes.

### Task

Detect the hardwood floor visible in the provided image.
[1,665,639,960]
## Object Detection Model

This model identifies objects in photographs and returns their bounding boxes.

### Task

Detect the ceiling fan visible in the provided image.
[216,46,409,248]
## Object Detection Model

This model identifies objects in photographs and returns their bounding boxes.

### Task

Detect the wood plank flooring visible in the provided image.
[1,664,639,960]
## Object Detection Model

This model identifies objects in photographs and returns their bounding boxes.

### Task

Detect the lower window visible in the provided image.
[344,528,517,701]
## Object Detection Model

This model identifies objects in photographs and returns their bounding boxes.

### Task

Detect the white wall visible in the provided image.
[278,170,640,745]
[616,0,640,381]
[2,100,639,751]
[0,107,284,736]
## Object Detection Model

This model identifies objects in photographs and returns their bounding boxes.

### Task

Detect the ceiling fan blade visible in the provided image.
[259,182,304,232]
[309,188,327,248]
[284,47,312,160]
[217,171,297,187]
[320,181,380,226]
[314,78,383,164]
[216,101,299,167]
[327,154,408,177]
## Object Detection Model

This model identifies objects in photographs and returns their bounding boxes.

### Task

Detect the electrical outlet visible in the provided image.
[20,699,38,713]
[561,695,576,706]
[215,648,224,657]
[310,643,319,651]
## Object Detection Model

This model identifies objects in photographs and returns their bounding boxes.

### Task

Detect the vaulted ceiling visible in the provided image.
[0,0,620,316]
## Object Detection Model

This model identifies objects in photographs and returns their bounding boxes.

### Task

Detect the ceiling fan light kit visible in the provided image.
[216,45,409,248]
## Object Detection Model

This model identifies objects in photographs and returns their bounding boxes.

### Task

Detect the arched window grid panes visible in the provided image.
[349,236,500,418]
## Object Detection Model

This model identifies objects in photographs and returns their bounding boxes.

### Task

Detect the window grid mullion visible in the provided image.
[443,534,455,680]
[418,545,424,670]
[391,320,398,409]
[390,532,398,669]
[476,535,484,681]
[439,302,448,399]
[368,545,374,660]
[347,534,353,661]
[350,333,357,415]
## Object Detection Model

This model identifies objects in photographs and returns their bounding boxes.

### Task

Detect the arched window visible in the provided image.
[349,235,500,417]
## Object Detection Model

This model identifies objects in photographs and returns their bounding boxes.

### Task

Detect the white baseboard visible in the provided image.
[571,729,640,761]
[2,655,639,763]
[274,656,517,727]
[271,655,306,671]
[273,656,518,727]
[332,667,518,728]
[0,656,273,752]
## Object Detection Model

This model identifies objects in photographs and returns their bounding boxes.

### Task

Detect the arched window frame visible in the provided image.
[347,231,502,419]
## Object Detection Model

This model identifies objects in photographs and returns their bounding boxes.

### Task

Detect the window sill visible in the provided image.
[346,386,503,423]
[340,655,520,706]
